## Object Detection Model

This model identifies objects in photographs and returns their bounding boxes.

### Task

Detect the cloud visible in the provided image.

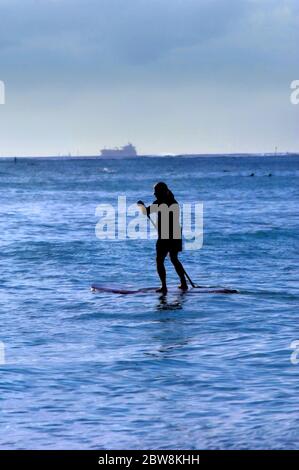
[0,0,248,70]
[0,0,298,88]
[0,0,298,156]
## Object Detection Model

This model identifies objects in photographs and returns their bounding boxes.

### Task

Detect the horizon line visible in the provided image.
[0,151,299,159]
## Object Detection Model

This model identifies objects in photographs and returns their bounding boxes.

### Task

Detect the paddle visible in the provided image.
[137,200,201,288]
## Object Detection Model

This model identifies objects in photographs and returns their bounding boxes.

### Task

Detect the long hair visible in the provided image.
[154,182,175,201]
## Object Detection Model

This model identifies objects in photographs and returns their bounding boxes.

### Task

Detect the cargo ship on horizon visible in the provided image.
[100,143,137,158]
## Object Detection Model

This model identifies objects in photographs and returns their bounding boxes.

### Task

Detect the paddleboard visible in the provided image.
[90,284,238,295]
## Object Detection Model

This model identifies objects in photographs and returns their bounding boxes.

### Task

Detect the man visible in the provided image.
[138,182,188,294]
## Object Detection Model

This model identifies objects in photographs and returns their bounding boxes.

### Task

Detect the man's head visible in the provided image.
[154,182,169,201]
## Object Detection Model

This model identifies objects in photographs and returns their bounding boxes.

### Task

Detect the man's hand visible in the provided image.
[137,200,147,215]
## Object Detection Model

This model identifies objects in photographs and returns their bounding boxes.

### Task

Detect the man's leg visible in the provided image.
[169,251,188,290]
[156,248,167,293]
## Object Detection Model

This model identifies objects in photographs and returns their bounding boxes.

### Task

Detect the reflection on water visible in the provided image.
[156,291,187,311]
[146,294,191,358]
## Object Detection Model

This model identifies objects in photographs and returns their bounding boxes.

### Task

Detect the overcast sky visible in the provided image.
[0,0,298,156]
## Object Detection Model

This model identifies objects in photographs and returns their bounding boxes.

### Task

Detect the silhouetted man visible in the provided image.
[138,182,187,294]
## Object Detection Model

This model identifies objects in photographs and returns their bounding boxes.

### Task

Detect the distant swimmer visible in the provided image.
[138,182,188,294]
[250,173,255,176]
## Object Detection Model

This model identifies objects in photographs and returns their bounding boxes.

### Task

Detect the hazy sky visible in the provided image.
[0,0,298,156]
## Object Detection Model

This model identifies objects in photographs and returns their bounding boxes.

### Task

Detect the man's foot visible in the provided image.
[156,286,167,294]
[178,283,188,291]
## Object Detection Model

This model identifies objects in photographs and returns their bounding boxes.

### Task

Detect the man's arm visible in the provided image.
[137,200,158,216]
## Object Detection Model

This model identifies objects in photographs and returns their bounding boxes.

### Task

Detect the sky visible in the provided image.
[0,0,298,156]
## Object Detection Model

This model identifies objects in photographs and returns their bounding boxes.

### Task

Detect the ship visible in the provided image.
[100,143,137,158]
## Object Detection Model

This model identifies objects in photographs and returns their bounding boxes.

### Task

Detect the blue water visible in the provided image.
[0,155,299,449]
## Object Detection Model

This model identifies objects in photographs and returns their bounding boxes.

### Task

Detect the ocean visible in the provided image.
[0,155,298,449]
